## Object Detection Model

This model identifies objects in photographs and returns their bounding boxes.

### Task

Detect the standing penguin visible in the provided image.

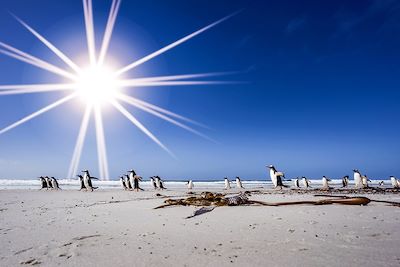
[45,176,53,189]
[236,176,244,189]
[77,175,85,190]
[361,175,370,188]
[187,180,194,190]
[390,176,400,189]
[302,177,311,188]
[224,177,231,190]
[268,165,285,188]
[51,177,60,190]
[82,170,95,192]
[342,175,349,188]
[124,175,132,190]
[321,176,331,190]
[128,170,136,190]
[293,178,300,188]
[353,169,362,188]
[120,176,127,190]
[155,176,166,190]
[39,176,48,190]
[150,177,157,189]
[133,175,143,192]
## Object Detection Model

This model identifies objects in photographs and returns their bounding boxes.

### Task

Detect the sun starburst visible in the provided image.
[0,0,239,180]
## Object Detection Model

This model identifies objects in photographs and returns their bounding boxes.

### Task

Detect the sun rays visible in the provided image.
[0,0,238,180]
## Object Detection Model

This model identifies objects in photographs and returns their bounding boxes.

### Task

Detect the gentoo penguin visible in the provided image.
[77,175,85,190]
[133,175,143,192]
[82,170,94,192]
[39,176,48,190]
[390,176,399,189]
[353,169,362,188]
[321,176,331,190]
[124,175,132,190]
[235,176,244,189]
[361,175,370,188]
[224,177,231,190]
[293,178,300,188]
[187,180,194,190]
[51,177,60,190]
[45,176,53,189]
[268,165,285,188]
[120,176,127,190]
[155,176,166,190]
[150,177,157,189]
[341,175,349,188]
[302,177,311,188]
[128,169,137,190]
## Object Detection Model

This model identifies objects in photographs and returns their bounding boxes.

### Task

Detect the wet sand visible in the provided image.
[0,189,399,267]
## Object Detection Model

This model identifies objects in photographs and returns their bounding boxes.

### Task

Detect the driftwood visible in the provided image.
[314,194,400,207]
[154,192,372,210]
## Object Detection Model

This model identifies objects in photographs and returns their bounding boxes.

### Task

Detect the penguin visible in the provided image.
[235,176,244,189]
[224,177,231,190]
[124,175,132,190]
[155,176,166,190]
[150,177,157,189]
[45,176,53,189]
[390,176,399,189]
[155,176,161,189]
[268,165,285,188]
[361,175,370,189]
[321,176,331,190]
[302,177,311,188]
[341,175,349,188]
[133,175,143,192]
[51,177,60,190]
[159,177,166,190]
[293,178,300,188]
[120,176,127,190]
[187,180,194,190]
[77,175,85,190]
[39,176,48,190]
[353,169,362,188]
[82,170,95,192]
[128,169,137,190]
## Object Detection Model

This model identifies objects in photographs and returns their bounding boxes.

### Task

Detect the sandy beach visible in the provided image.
[1,188,399,267]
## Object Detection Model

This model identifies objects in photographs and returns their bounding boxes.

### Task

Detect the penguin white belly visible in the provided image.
[354,173,361,187]
[322,178,328,188]
[270,169,277,187]
[83,177,90,190]
[225,180,231,189]
[236,180,242,188]
[155,179,161,188]
[188,181,193,189]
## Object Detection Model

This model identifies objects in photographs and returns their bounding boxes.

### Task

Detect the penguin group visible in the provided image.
[267,165,400,190]
[38,166,400,191]
[77,170,98,192]
[39,176,61,190]
[120,169,143,191]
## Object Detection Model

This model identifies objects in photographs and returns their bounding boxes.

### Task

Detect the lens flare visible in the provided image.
[0,0,240,179]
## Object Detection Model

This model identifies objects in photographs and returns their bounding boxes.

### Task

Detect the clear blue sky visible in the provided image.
[0,0,399,180]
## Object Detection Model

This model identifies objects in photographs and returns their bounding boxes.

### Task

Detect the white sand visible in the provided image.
[0,189,399,267]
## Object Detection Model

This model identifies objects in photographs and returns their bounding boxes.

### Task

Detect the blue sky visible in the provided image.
[0,0,399,180]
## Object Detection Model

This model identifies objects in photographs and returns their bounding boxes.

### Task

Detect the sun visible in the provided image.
[75,65,120,106]
[0,0,239,180]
